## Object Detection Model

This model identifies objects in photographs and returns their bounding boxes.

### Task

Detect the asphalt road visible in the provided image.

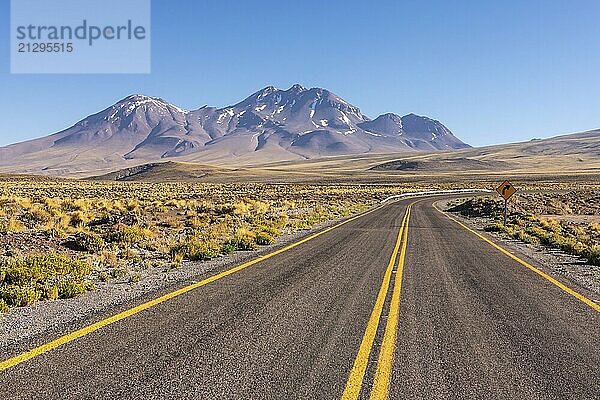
[1,197,598,399]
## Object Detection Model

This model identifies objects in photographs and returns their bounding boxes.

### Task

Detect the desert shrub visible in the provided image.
[524,226,549,240]
[251,200,270,215]
[0,253,92,309]
[57,279,87,299]
[255,231,275,245]
[539,218,562,234]
[186,216,207,229]
[110,268,127,279]
[125,200,140,212]
[99,251,119,267]
[0,218,25,233]
[287,218,311,230]
[138,240,158,252]
[14,197,32,210]
[60,199,81,212]
[120,248,141,263]
[21,206,52,226]
[69,211,89,227]
[170,252,184,268]
[571,225,588,238]
[484,223,505,233]
[483,222,520,236]
[41,197,61,210]
[42,224,68,239]
[0,254,91,286]
[214,204,235,215]
[257,222,283,237]
[447,198,503,218]
[69,231,105,253]
[233,202,251,217]
[226,228,258,251]
[586,246,600,266]
[171,238,219,261]
[0,299,9,313]
[165,199,186,208]
[203,219,231,240]
[158,217,183,228]
[0,285,41,307]
[108,224,153,245]
[512,230,539,245]
[537,233,579,255]
[128,273,141,283]
[43,284,59,301]
[149,201,166,213]
[220,242,236,255]
[520,214,538,222]
[523,226,590,257]
[556,236,584,255]
[49,212,71,230]
[89,212,115,226]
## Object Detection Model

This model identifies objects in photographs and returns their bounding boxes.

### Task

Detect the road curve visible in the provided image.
[389,199,599,400]
[0,196,598,399]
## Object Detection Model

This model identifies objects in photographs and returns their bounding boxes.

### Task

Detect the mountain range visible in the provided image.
[0,84,469,176]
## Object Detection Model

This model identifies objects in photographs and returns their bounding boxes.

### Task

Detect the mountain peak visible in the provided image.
[379,113,402,121]
[287,83,307,93]
[119,94,164,103]
[358,113,403,136]
[399,113,466,147]
[114,94,187,114]
[401,113,442,126]
[0,85,470,175]
[258,85,277,95]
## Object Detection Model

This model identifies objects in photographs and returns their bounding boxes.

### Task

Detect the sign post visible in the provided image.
[495,180,517,226]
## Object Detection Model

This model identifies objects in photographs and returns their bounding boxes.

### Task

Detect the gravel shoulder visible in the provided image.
[0,210,363,357]
[436,197,600,304]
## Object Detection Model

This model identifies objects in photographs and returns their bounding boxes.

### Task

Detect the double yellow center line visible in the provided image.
[342,204,412,400]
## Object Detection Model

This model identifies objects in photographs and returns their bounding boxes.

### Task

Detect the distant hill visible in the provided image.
[85,129,600,184]
[0,85,468,176]
[369,129,600,173]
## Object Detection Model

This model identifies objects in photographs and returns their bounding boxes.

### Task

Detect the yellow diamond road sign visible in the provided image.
[496,180,517,201]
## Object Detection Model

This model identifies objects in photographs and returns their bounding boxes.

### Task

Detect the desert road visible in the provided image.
[1,197,599,399]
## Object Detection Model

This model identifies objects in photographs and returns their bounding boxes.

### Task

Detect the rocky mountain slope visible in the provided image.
[0,84,469,175]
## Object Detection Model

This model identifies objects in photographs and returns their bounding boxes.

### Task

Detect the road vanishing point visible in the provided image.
[1,195,598,399]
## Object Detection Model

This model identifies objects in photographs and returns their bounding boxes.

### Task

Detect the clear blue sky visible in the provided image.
[1,0,599,147]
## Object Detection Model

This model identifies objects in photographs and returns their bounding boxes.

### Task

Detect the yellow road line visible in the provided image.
[341,207,409,400]
[369,205,411,400]
[0,204,387,373]
[434,203,600,312]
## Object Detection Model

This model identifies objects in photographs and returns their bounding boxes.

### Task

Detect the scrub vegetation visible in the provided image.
[447,191,600,267]
[0,178,445,312]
